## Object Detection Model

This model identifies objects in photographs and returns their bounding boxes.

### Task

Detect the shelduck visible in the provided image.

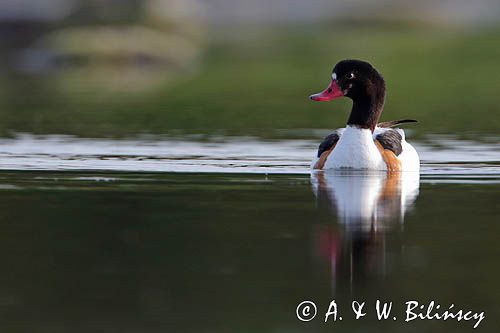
[309,60,420,171]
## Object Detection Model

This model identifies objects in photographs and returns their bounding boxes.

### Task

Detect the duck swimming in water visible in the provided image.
[310,59,420,171]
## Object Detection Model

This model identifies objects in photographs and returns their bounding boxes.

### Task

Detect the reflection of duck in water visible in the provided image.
[309,60,420,171]
[311,171,419,287]
[312,172,419,231]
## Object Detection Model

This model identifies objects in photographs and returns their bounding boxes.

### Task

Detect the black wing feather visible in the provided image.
[376,129,403,156]
[317,131,341,158]
[377,119,417,128]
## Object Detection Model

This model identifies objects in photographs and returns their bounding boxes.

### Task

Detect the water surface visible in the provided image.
[0,134,498,176]
[0,135,498,332]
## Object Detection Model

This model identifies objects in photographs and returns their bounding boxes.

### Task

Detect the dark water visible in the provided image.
[0,157,498,332]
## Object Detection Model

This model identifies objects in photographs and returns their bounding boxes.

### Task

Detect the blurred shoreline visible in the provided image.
[0,1,499,139]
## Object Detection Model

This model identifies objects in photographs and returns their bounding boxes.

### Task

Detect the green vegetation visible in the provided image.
[1,24,499,138]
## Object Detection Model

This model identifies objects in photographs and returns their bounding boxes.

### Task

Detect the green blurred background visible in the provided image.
[1,0,499,138]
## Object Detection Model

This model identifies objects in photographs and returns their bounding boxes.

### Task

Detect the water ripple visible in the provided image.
[0,134,498,181]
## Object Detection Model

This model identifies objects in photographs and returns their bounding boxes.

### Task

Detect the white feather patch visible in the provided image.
[324,126,386,170]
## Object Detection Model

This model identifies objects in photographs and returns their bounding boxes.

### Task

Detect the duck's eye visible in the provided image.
[346,72,355,79]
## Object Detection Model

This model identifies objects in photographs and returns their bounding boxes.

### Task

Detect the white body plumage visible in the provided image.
[311,126,420,171]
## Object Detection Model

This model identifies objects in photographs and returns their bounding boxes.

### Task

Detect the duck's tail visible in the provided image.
[377,119,417,128]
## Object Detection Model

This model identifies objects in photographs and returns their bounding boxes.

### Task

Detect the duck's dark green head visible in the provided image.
[309,59,385,103]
